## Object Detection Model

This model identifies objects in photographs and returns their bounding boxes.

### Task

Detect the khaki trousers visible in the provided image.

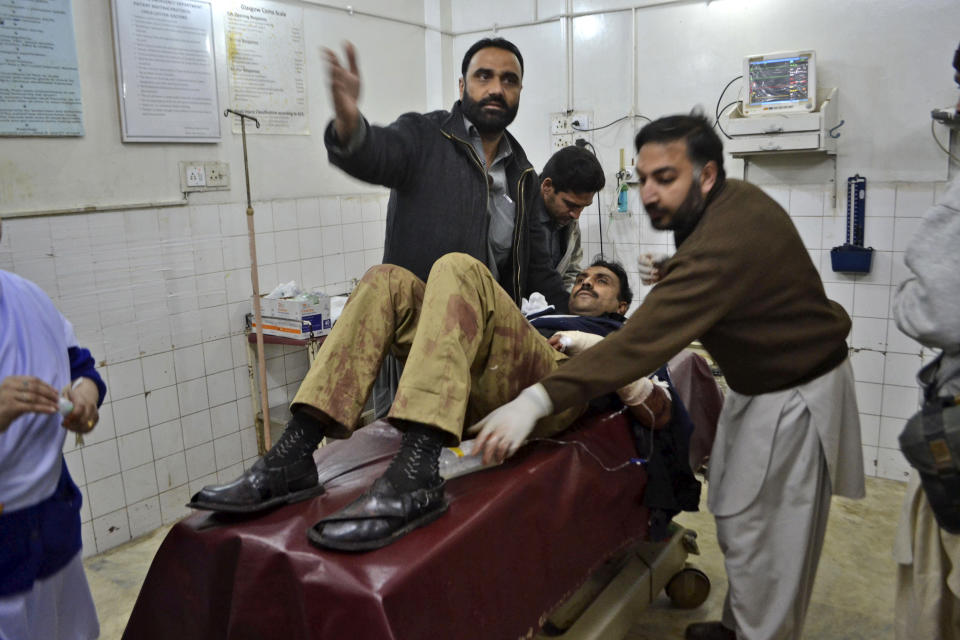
[291,253,583,444]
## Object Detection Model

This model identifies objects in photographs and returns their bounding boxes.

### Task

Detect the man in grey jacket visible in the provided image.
[322,38,567,310]
[536,146,606,291]
[892,40,960,640]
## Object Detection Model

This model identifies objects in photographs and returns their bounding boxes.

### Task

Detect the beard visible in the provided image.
[461,91,519,135]
[646,178,706,233]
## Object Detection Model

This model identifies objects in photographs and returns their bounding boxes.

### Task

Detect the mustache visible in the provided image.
[479,96,508,109]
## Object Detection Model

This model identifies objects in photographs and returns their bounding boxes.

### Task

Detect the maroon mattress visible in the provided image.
[123,353,721,640]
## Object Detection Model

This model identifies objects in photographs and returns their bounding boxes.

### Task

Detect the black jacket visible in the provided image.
[324,101,568,311]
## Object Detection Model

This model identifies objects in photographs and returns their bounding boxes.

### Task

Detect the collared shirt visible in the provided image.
[538,200,566,270]
[463,116,515,281]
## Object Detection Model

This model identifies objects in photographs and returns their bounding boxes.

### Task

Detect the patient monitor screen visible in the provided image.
[745,52,815,114]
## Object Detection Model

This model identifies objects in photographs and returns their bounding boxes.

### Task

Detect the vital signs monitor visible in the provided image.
[742,50,817,116]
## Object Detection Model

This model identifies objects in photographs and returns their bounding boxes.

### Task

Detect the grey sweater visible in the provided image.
[893,176,960,396]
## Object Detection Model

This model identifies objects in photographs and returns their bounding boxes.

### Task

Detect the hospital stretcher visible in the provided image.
[122,351,722,640]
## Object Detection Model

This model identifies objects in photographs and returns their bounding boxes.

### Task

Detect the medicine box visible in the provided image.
[249,294,332,338]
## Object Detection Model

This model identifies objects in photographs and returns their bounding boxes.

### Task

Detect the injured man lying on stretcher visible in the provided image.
[189,252,674,551]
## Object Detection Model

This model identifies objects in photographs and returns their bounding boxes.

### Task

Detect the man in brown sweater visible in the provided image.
[473,114,865,640]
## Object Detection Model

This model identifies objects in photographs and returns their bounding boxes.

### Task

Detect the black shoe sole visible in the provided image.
[305,500,449,552]
[186,483,326,514]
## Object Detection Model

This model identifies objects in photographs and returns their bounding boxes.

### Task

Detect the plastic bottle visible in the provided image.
[58,396,74,416]
[438,439,498,479]
[617,183,629,213]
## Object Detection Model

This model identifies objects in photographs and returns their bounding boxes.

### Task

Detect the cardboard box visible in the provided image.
[249,294,332,338]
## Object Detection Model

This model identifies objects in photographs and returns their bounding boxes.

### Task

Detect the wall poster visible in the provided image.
[0,0,84,136]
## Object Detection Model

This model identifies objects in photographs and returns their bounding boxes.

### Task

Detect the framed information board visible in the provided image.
[110,0,220,142]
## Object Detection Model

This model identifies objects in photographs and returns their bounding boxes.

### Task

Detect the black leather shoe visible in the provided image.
[685,621,736,640]
[307,476,448,552]
[187,457,323,513]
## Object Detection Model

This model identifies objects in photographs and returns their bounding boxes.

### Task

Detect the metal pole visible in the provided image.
[224,109,272,452]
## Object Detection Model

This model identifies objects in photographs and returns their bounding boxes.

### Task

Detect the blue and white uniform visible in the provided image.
[0,269,102,640]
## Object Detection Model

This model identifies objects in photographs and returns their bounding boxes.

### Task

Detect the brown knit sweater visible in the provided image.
[541,179,851,409]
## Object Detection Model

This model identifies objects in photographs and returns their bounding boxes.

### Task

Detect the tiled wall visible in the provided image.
[0,192,389,556]
[578,180,946,484]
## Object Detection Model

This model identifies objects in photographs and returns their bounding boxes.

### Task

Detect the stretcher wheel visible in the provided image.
[665,566,710,609]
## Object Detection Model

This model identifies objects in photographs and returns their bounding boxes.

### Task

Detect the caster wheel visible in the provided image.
[665,566,710,609]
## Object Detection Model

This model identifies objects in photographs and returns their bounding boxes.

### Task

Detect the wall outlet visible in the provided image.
[550,111,593,134]
[185,164,205,187]
[552,133,574,151]
[204,161,230,188]
[179,160,230,192]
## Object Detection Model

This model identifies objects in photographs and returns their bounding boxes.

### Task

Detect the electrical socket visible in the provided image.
[185,164,205,187]
[550,111,592,134]
[552,133,574,151]
[204,161,230,188]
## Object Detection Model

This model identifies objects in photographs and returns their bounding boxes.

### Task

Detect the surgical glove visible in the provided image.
[467,383,554,465]
[549,330,603,355]
[638,253,670,285]
[620,376,672,429]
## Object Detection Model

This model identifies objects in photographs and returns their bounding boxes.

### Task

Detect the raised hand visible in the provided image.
[322,42,361,143]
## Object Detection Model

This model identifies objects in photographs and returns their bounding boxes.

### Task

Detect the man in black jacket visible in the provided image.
[322,38,567,310]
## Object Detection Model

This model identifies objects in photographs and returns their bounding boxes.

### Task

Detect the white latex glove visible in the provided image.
[467,383,554,465]
[638,253,670,285]
[548,330,603,355]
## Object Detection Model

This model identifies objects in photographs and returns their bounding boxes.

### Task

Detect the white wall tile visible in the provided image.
[880,385,922,420]
[185,442,216,480]
[218,202,247,237]
[195,273,226,308]
[214,433,243,469]
[217,462,245,483]
[299,227,324,260]
[851,317,887,351]
[863,217,894,251]
[127,497,162,539]
[181,409,214,448]
[319,197,342,227]
[342,223,364,252]
[322,226,343,255]
[158,486,190,525]
[202,337,234,374]
[859,413,880,447]
[81,522,97,559]
[103,359,144,403]
[150,419,184,459]
[118,429,154,471]
[206,370,237,407]
[64,449,86,487]
[222,236,250,271]
[883,353,923,388]
[343,251,366,283]
[142,352,176,392]
[240,426,259,461]
[789,185,825,216]
[88,474,126,519]
[296,197,321,228]
[122,463,159,504]
[879,416,907,450]
[876,448,912,482]
[199,305,230,341]
[856,250,893,286]
[323,254,346,285]
[92,508,131,554]
[177,378,210,415]
[893,218,923,252]
[81,402,117,446]
[82,440,121,483]
[210,401,240,439]
[146,385,180,427]
[855,382,882,415]
[341,196,362,224]
[154,452,188,491]
[852,284,890,319]
[886,319,922,355]
[301,257,325,290]
[894,183,934,217]
[865,183,896,217]
[862,445,878,477]
[850,349,884,384]
[174,344,206,382]
[188,473,219,498]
